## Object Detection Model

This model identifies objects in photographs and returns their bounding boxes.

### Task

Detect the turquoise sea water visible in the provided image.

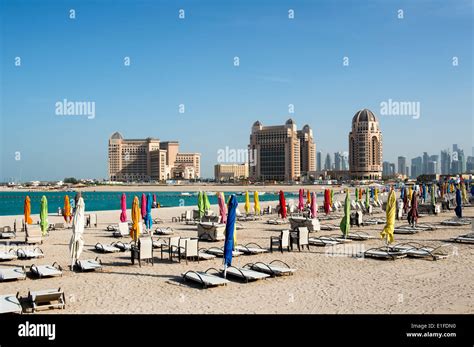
[0,191,310,216]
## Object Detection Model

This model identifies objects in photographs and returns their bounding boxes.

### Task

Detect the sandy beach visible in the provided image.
[0,198,472,315]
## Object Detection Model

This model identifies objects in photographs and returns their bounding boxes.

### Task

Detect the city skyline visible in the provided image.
[1,0,472,181]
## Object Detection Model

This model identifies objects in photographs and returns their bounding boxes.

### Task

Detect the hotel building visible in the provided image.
[214,163,249,182]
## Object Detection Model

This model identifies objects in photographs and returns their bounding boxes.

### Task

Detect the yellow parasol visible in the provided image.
[244,191,250,214]
[130,196,141,242]
[64,195,71,222]
[380,190,396,244]
[254,191,260,215]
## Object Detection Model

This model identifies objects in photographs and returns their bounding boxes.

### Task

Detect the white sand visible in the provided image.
[0,201,472,314]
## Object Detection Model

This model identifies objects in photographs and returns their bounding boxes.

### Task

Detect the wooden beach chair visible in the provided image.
[270,229,290,253]
[27,288,65,312]
[25,224,42,244]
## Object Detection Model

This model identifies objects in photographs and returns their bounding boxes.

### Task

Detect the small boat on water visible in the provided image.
[181,192,191,196]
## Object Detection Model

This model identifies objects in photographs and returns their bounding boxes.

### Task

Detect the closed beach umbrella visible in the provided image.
[141,194,147,219]
[244,191,250,214]
[380,190,396,244]
[40,195,48,235]
[374,188,379,203]
[63,195,71,223]
[144,193,153,230]
[310,192,317,218]
[223,195,238,277]
[340,190,351,238]
[407,192,419,226]
[408,186,413,201]
[324,189,331,215]
[461,183,468,204]
[130,196,141,242]
[197,191,204,219]
[298,189,305,211]
[279,191,287,218]
[358,188,362,201]
[306,190,311,206]
[355,188,359,202]
[218,192,227,224]
[70,197,85,268]
[153,194,157,206]
[455,188,462,218]
[431,185,436,205]
[365,189,370,209]
[254,191,260,215]
[120,193,127,222]
[203,192,211,214]
[330,189,334,207]
[370,187,374,199]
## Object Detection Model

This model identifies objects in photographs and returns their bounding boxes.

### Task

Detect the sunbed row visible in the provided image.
[0,288,65,314]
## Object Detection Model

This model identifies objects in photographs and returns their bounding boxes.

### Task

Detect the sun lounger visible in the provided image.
[362,218,386,226]
[441,219,471,226]
[266,218,288,225]
[289,217,320,232]
[361,247,407,260]
[203,247,244,258]
[222,266,270,282]
[113,241,132,252]
[320,224,339,231]
[27,288,65,312]
[153,218,164,224]
[449,233,474,244]
[0,249,18,261]
[106,224,118,231]
[49,223,65,231]
[0,266,26,281]
[94,243,121,253]
[75,258,103,272]
[152,239,167,249]
[234,243,268,255]
[154,227,173,235]
[0,293,22,314]
[30,263,63,278]
[25,224,42,244]
[112,222,129,237]
[344,231,375,241]
[324,235,353,243]
[17,247,44,259]
[0,226,16,239]
[246,260,296,277]
[198,251,216,260]
[182,268,230,288]
[394,226,420,234]
[309,236,341,246]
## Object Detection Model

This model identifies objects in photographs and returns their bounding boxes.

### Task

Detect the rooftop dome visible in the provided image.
[285,118,295,125]
[302,124,311,131]
[110,132,123,140]
[253,120,262,127]
[352,109,377,123]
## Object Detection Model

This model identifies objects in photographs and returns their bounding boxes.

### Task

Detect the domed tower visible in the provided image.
[298,124,316,175]
[348,109,383,180]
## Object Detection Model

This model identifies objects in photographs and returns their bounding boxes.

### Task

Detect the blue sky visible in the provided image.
[0,0,472,180]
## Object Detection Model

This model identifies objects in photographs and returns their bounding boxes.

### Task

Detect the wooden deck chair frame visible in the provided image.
[28,287,66,312]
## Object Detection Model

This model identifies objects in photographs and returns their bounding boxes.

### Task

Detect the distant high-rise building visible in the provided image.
[453,144,459,152]
[427,161,437,175]
[249,119,316,181]
[405,166,410,177]
[411,156,423,179]
[429,155,439,174]
[451,147,466,174]
[324,153,332,171]
[467,156,474,173]
[316,151,322,171]
[440,150,451,175]
[334,152,343,171]
[422,152,429,175]
[397,156,407,175]
[382,161,395,177]
[348,109,383,179]
[341,153,349,171]
[390,163,396,176]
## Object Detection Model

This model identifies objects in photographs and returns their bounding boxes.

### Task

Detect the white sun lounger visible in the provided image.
[0,267,26,281]
[320,224,339,231]
[112,222,129,237]
[113,241,132,252]
[266,219,288,225]
[17,248,44,259]
[234,243,268,255]
[203,248,244,257]
[0,226,16,239]
[308,237,341,246]
[247,260,296,277]
[154,227,173,235]
[182,268,230,288]
[95,243,121,253]
[394,226,420,235]
[345,231,375,241]
[362,247,407,260]
[223,266,270,282]
[198,252,216,260]
[449,233,474,244]
[30,263,63,278]
[0,250,18,261]
[28,288,65,312]
[0,293,22,314]
[441,219,471,226]
[75,258,103,272]
[323,236,353,243]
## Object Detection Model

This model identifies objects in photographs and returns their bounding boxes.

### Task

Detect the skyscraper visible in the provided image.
[411,156,423,179]
[249,119,316,181]
[397,156,407,175]
[334,152,342,171]
[422,152,429,175]
[440,150,451,175]
[324,153,332,171]
[429,154,439,174]
[348,109,383,179]
[316,151,322,171]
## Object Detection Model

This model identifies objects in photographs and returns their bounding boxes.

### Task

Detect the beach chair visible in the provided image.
[182,210,197,225]
[441,218,472,226]
[94,243,121,253]
[154,227,173,235]
[0,249,18,262]
[113,241,132,252]
[17,247,44,260]
[0,266,27,281]
[113,222,129,237]
[289,217,320,232]
[362,217,385,226]
[75,258,103,272]
[0,226,16,239]
[27,288,65,312]
[221,266,270,282]
[153,217,164,224]
[266,218,288,225]
[246,260,296,277]
[0,293,22,314]
[308,236,341,246]
[197,222,226,241]
[234,243,268,255]
[48,223,65,231]
[87,214,98,228]
[159,236,180,260]
[182,268,230,288]
[449,233,474,244]
[390,242,450,261]
[203,247,244,258]
[25,224,42,244]
[290,227,310,251]
[270,229,290,253]
[361,247,407,260]
[172,238,199,264]
[344,231,374,241]
[320,223,339,231]
[30,262,63,278]
[14,218,24,233]
[132,237,153,267]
